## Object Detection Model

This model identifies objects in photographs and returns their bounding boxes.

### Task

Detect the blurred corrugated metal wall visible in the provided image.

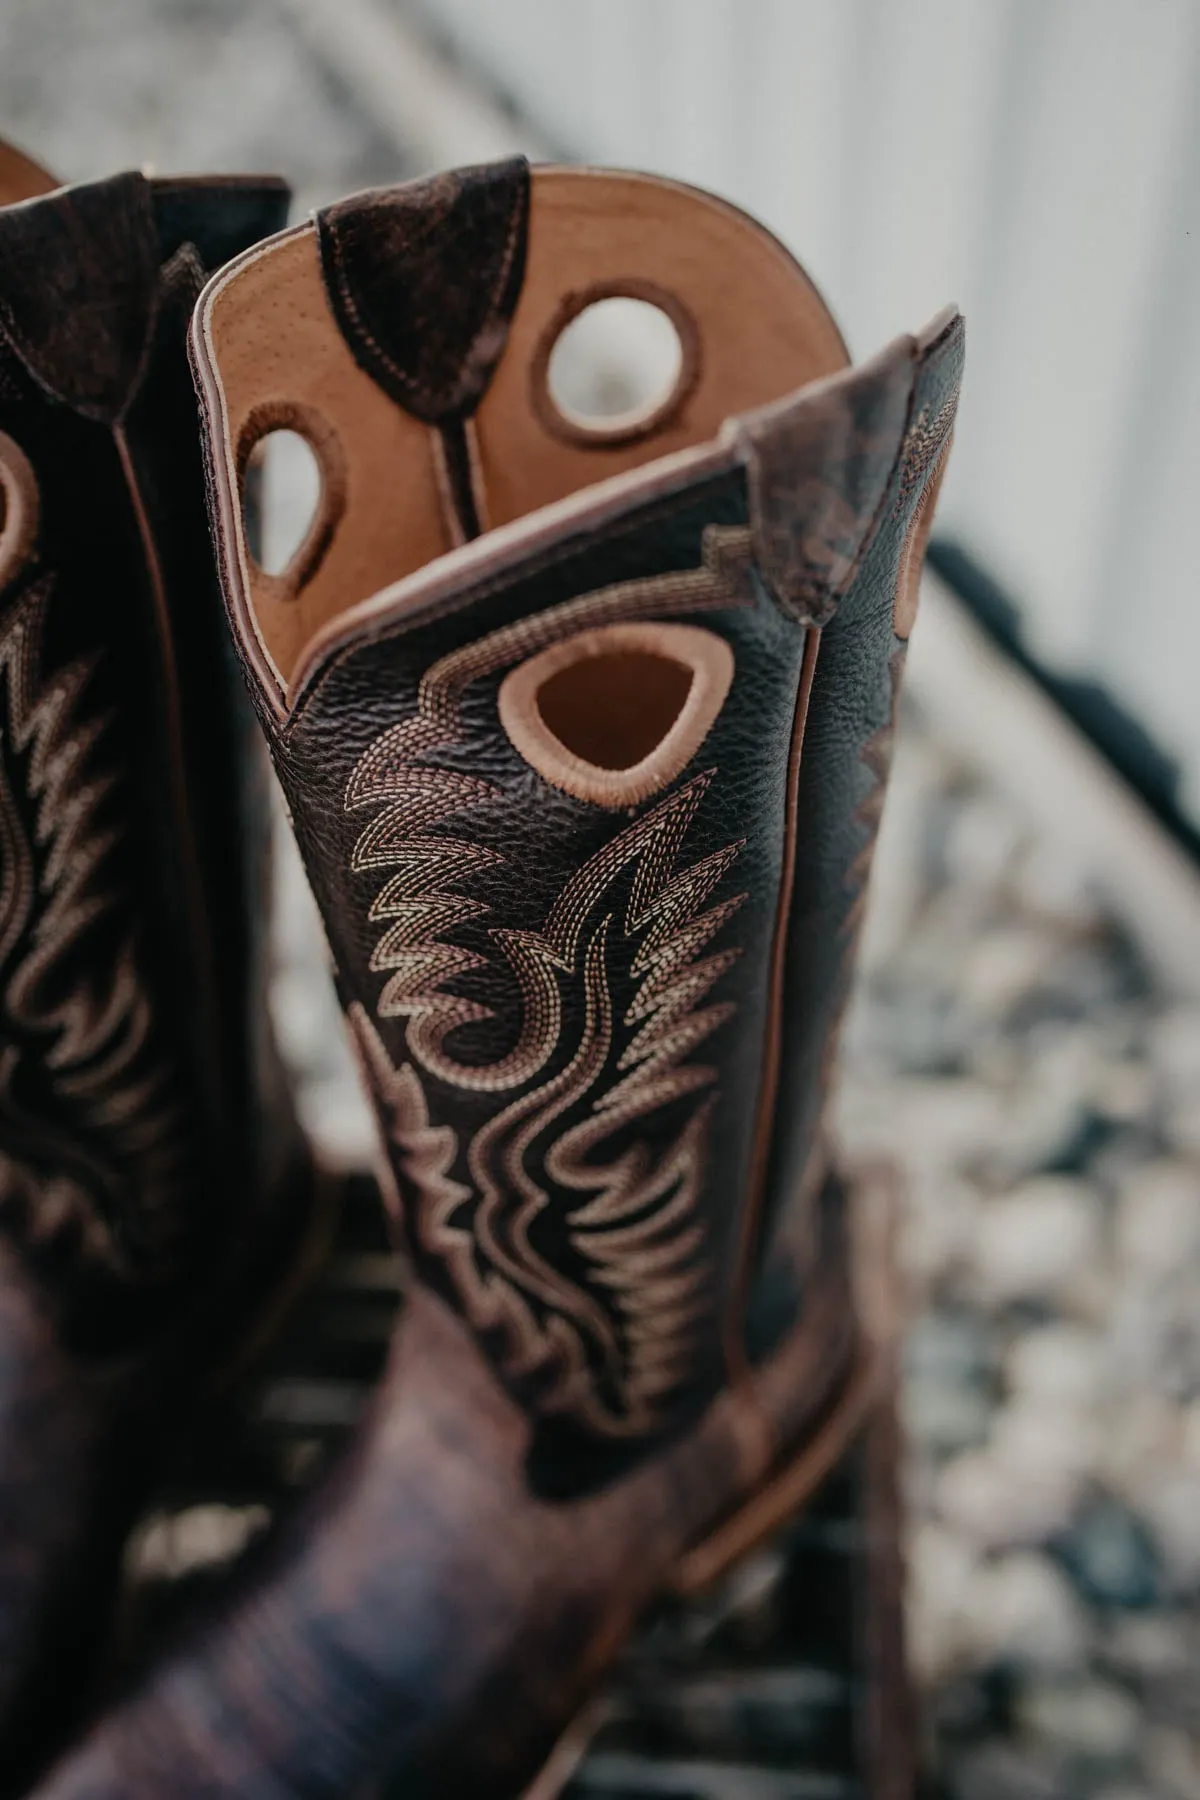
[409,0,1200,826]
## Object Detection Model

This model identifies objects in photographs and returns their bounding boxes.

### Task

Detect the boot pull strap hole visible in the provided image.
[498,622,733,809]
[237,403,346,599]
[530,285,699,450]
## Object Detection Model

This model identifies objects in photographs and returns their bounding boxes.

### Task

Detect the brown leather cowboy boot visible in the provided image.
[33,158,961,1800]
[0,140,323,1789]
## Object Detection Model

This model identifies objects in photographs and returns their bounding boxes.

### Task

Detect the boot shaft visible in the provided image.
[0,161,291,1350]
[192,158,962,1489]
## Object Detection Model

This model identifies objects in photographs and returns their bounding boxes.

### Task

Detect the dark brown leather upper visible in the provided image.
[0,168,295,1343]
[0,173,160,422]
[191,162,964,1499]
[750,307,962,1359]
[0,165,295,1791]
[34,1170,868,1800]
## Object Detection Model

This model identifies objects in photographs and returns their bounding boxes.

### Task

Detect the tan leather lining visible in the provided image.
[536,646,693,767]
[0,137,58,208]
[202,228,450,687]
[0,431,39,592]
[479,170,848,530]
[498,621,733,809]
[198,167,849,693]
[288,437,737,706]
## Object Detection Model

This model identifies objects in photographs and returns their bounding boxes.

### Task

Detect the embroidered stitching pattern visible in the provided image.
[346,532,753,1433]
[350,778,744,1435]
[0,578,188,1281]
[347,525,753,1097]
[892,381,960,519]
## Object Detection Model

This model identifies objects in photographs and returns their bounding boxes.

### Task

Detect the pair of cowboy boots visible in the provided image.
[0,142,962,1799]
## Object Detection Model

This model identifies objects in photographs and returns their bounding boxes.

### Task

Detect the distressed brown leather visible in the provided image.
[317,157,530,425]
[0,145,311,1792]
[36,1168,898,1800]
[731,332,925,626]
[31,160,960,1798]
[0,172,161,421]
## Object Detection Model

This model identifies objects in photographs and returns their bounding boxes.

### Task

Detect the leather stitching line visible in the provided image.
[325,178,526,416]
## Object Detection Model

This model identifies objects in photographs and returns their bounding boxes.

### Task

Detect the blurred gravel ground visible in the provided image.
[3,4,1198,1796]
[839,710,1200,1800]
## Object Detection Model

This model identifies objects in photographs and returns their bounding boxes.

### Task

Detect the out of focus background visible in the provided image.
[4,3,1198,1797]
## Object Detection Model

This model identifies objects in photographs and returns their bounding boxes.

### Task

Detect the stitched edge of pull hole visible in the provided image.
[236,399,347,601]
[529,282,701,450]
[498,621,734,810]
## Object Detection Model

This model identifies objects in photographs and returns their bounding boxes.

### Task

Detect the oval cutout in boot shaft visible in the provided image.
[247,427,324,578]
[499,621,733,809]
[537,646,694,771]
[538,288,694,446]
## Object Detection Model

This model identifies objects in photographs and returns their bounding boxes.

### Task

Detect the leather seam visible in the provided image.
[112,424,224,1128]
[721,622,820,1397]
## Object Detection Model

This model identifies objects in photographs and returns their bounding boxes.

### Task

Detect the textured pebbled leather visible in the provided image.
[749,309,964,1358]
[277,478,801,1491]
[151,159,965,1800]
[0,163,301,1791]
[245,317,964,1496]
[731,333,920,626]
[192,165,964,1492]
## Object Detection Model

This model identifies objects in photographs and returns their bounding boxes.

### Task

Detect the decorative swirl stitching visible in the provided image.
[346,533,754,1432]
[0,577,188,1282]
[892,381,960,519]
[351,769,746,1433]
[346,525,754,1096]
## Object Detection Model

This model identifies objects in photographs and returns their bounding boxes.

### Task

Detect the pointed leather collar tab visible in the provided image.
[0,170,160,423]
[729,311,964,627]
[316,157,530,425]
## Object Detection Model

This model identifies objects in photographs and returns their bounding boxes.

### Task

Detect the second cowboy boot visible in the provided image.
[0,143,324,1788]
[35,159,961,1799]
